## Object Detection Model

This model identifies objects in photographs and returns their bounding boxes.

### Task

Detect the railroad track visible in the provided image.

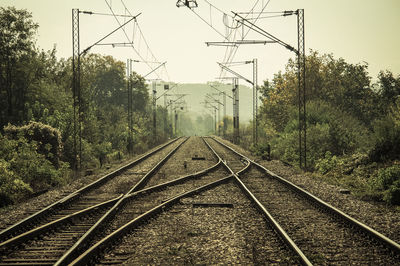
[0,138,180,243]
[207,137,400,265]
[0,136,232,265]
[2,136,399,264]
[68,137,310,265]
[0,137,189,265]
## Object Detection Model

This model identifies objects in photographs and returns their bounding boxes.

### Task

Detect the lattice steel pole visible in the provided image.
[72,9,80,170]
[223,91,226,137]
[232,78,240,144]
[253,58,258,146]
[297,9,306,169]
[152,81,157,142]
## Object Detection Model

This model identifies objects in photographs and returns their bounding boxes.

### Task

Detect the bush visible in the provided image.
[4,122,63,167]
[369,165,400,205]
[370,99,400,162]
[316,151,341,174]
[0,159,32,207]
[270,100,370,170]
[0,133,69,206]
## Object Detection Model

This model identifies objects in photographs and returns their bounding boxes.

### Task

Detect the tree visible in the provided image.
[0,7,39,127]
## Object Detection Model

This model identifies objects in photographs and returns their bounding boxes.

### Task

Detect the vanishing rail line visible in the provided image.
[69,137,310,265]
[208,137,400,265]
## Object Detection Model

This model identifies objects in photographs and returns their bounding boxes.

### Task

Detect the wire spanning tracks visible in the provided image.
[0,138,185,264]
[211,137,400,264]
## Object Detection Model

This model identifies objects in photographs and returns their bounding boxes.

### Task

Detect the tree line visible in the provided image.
[251,50,400,204]
[0,7,217,206]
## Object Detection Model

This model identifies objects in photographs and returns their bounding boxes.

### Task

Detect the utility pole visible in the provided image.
[202,101,218,135]
[232,78,239,144]
[297,9,306,170]
[206,93,223,136]
[72,9,80,170]
[152,81,157,142]
[126,59,133,155]
[208,82,231,138]
[232,10,307,169]
[72,9,138,170]
[253,58,258,145]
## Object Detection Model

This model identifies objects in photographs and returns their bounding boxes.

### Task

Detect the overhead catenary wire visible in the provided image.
[104,0,170,82]
[218,0,271,80]
[120,0,172,82]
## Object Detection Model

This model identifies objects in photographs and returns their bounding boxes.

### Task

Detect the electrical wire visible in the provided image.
[219,0,272,80]
[122,1,172,82]
[104,0,163,80]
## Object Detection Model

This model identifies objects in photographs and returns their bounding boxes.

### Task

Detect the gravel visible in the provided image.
[0,139,179,231]
[215,137,400,250]
[98,181,299,265]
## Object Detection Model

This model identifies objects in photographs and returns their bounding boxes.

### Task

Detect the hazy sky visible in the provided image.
[2,0,400,84]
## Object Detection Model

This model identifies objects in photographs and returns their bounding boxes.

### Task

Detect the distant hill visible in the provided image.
[153,82,256,123]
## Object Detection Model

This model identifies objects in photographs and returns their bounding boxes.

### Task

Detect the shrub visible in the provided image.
[4,122,63,167]
[0,133,69,206]
[369,99,400,162]
[0,159,32,207]
[369,165,400,205]
[316,151,341,174]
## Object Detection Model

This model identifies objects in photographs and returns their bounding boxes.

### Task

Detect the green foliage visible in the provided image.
[252,142,271,160]
[0,133,69,206]
[269,101,369,170]
[4,121,62,167]
[316,151,341,174]
[369,165,400,205]
[369,100,400,162]
[0,7,42,127]
[0,159,32,206]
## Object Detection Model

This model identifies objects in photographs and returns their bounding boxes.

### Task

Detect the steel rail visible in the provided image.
[211,137,400,255]
[55,137,189,265]
[128,159,222,197]
[0,195,123,251]
[202,137,312,266]
[0,159,222,254]
[69,175,234,265]
[0,138,179,242]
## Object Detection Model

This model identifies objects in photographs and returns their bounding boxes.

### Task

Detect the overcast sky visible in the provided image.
[2,0,400,84]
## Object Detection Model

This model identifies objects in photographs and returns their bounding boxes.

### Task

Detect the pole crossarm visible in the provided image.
[206,94,223,105]
[80,13,141,55]
[218,62,253,85]
[79,10,137,18]
[165,94,187,107]
[205,40,275,46]
[232,12,298,54]
[208,83,233,100]
[156,82,178,101]
[95,42,134,47]
[143,62,167,78]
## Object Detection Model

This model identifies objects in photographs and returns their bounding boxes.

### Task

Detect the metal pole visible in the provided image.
[253,58,258,145]
[217,98,220,136]
[72,9,80,170]
[214,108,217,134]
[297,9,306,169]
[126,59,130,154]
[232,78,239,144]
[174,109,177,136]
[152,81,157,142]
[223,91,226,137]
